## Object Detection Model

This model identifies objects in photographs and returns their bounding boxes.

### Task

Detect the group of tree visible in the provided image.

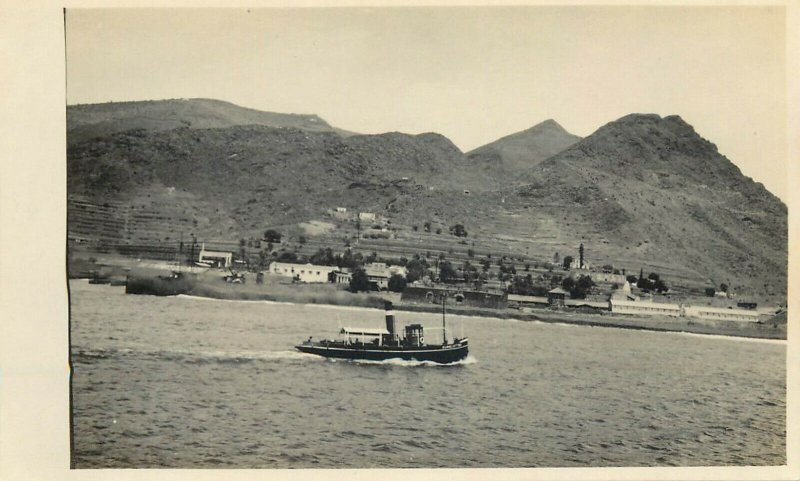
[561,275,596,299]
[636,272,669,293]
[508,274,549,297]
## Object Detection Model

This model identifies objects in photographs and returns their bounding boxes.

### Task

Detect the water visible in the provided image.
[69,280,786,468]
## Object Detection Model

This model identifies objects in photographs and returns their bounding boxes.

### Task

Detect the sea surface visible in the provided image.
[69,280,786,468]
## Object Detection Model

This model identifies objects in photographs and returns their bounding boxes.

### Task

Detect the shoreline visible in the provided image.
[72,278,787,341]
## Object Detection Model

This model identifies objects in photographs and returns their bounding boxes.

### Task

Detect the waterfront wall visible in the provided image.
[401,285,507,309]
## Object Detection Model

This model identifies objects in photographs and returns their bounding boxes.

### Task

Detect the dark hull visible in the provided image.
[295,342,468,364]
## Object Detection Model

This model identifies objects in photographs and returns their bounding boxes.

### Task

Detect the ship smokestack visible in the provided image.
[384,300,395,335]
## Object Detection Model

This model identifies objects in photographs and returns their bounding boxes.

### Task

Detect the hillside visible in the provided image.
[512,114,787,300]
[67,98,357,145]
[466,120,581,177]
[66,103,787,303]
[67,124,489,241]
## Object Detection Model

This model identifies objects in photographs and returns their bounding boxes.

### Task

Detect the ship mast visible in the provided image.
[442,294,447,345]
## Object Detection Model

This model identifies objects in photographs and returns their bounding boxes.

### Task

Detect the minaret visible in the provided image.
[579,243,585,269]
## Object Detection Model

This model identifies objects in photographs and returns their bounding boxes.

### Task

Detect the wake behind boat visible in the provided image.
[295,300,468,364]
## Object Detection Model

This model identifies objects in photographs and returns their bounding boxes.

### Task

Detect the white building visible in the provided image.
[683,305,761,322]
[364,263,408,290]
[198,244,232,268]
[358,212,376,221]
[268,262,339,283]
[610,299,683,317]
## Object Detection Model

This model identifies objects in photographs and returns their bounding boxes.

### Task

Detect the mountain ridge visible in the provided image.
[67,98,359,145]
[65,101,787,303]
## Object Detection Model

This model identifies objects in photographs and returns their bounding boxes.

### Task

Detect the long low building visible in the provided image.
[611,299,763,322]
[610,299,683,317]
[268,262,339,283]
[683,305,761,322]
[507,294,549,306]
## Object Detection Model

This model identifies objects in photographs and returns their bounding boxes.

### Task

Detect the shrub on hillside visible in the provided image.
[264,229,282,243]
[388,274,407,293]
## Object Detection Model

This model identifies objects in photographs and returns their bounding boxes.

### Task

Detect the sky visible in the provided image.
[65,6,788,199]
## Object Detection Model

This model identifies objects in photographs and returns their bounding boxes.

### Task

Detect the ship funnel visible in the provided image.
[384,300,395,335]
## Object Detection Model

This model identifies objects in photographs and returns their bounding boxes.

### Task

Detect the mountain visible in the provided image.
[66,98,358,145]
[466,119,581,176]
[67,123,491,241]
[66,102,787,303]
[512,113,787,300]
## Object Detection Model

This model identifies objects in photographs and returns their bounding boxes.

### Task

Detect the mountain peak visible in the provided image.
[527,118,566,132]
[466,119,581,174]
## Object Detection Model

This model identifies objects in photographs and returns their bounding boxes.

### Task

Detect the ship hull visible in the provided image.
[295,342,468,364]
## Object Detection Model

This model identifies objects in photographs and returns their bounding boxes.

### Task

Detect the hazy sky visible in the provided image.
[65,7,787,199]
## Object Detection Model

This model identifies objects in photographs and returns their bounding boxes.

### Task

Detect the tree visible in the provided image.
[349,268,371,292]
[277,251,298,262]
[423,221,432,232]
[569,275,595,299]
[461,261,478,283]
[387,274,407,292]
[562,255,574,270]
[562,277,576,290]
[720,283,729,293]
[467,248,475,258]
[405,259,425,283]
[439,261,457,283]
[553,252,561,265]
[258,249,270,269]
[298,236,307,245]
[626,274,638,284]
[576,275,595,290]
[449,224,468,237]
[264,229,282,243]
[705,287,716,297]
[648,272,660,281]
[579,243,585,269]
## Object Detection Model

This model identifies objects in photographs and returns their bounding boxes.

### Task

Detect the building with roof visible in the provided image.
[683,305,761,322]
[268,262,339,283]
[198,244,232,268]
[547,287,570,307]
[610,299,683,317]
[364,263,408,290]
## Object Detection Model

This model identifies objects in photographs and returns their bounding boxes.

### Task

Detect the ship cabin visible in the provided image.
[404,324,425,347]
[339,327,390,346]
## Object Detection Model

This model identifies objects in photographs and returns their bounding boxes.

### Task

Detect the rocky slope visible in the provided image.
[513,114,787,299]
[466,119,581,177]
[66,101,787,302]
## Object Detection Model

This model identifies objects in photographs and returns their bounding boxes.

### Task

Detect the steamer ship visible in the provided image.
[295,300,468,364]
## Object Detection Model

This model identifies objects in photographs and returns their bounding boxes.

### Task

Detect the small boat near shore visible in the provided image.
[296,300,468,364]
